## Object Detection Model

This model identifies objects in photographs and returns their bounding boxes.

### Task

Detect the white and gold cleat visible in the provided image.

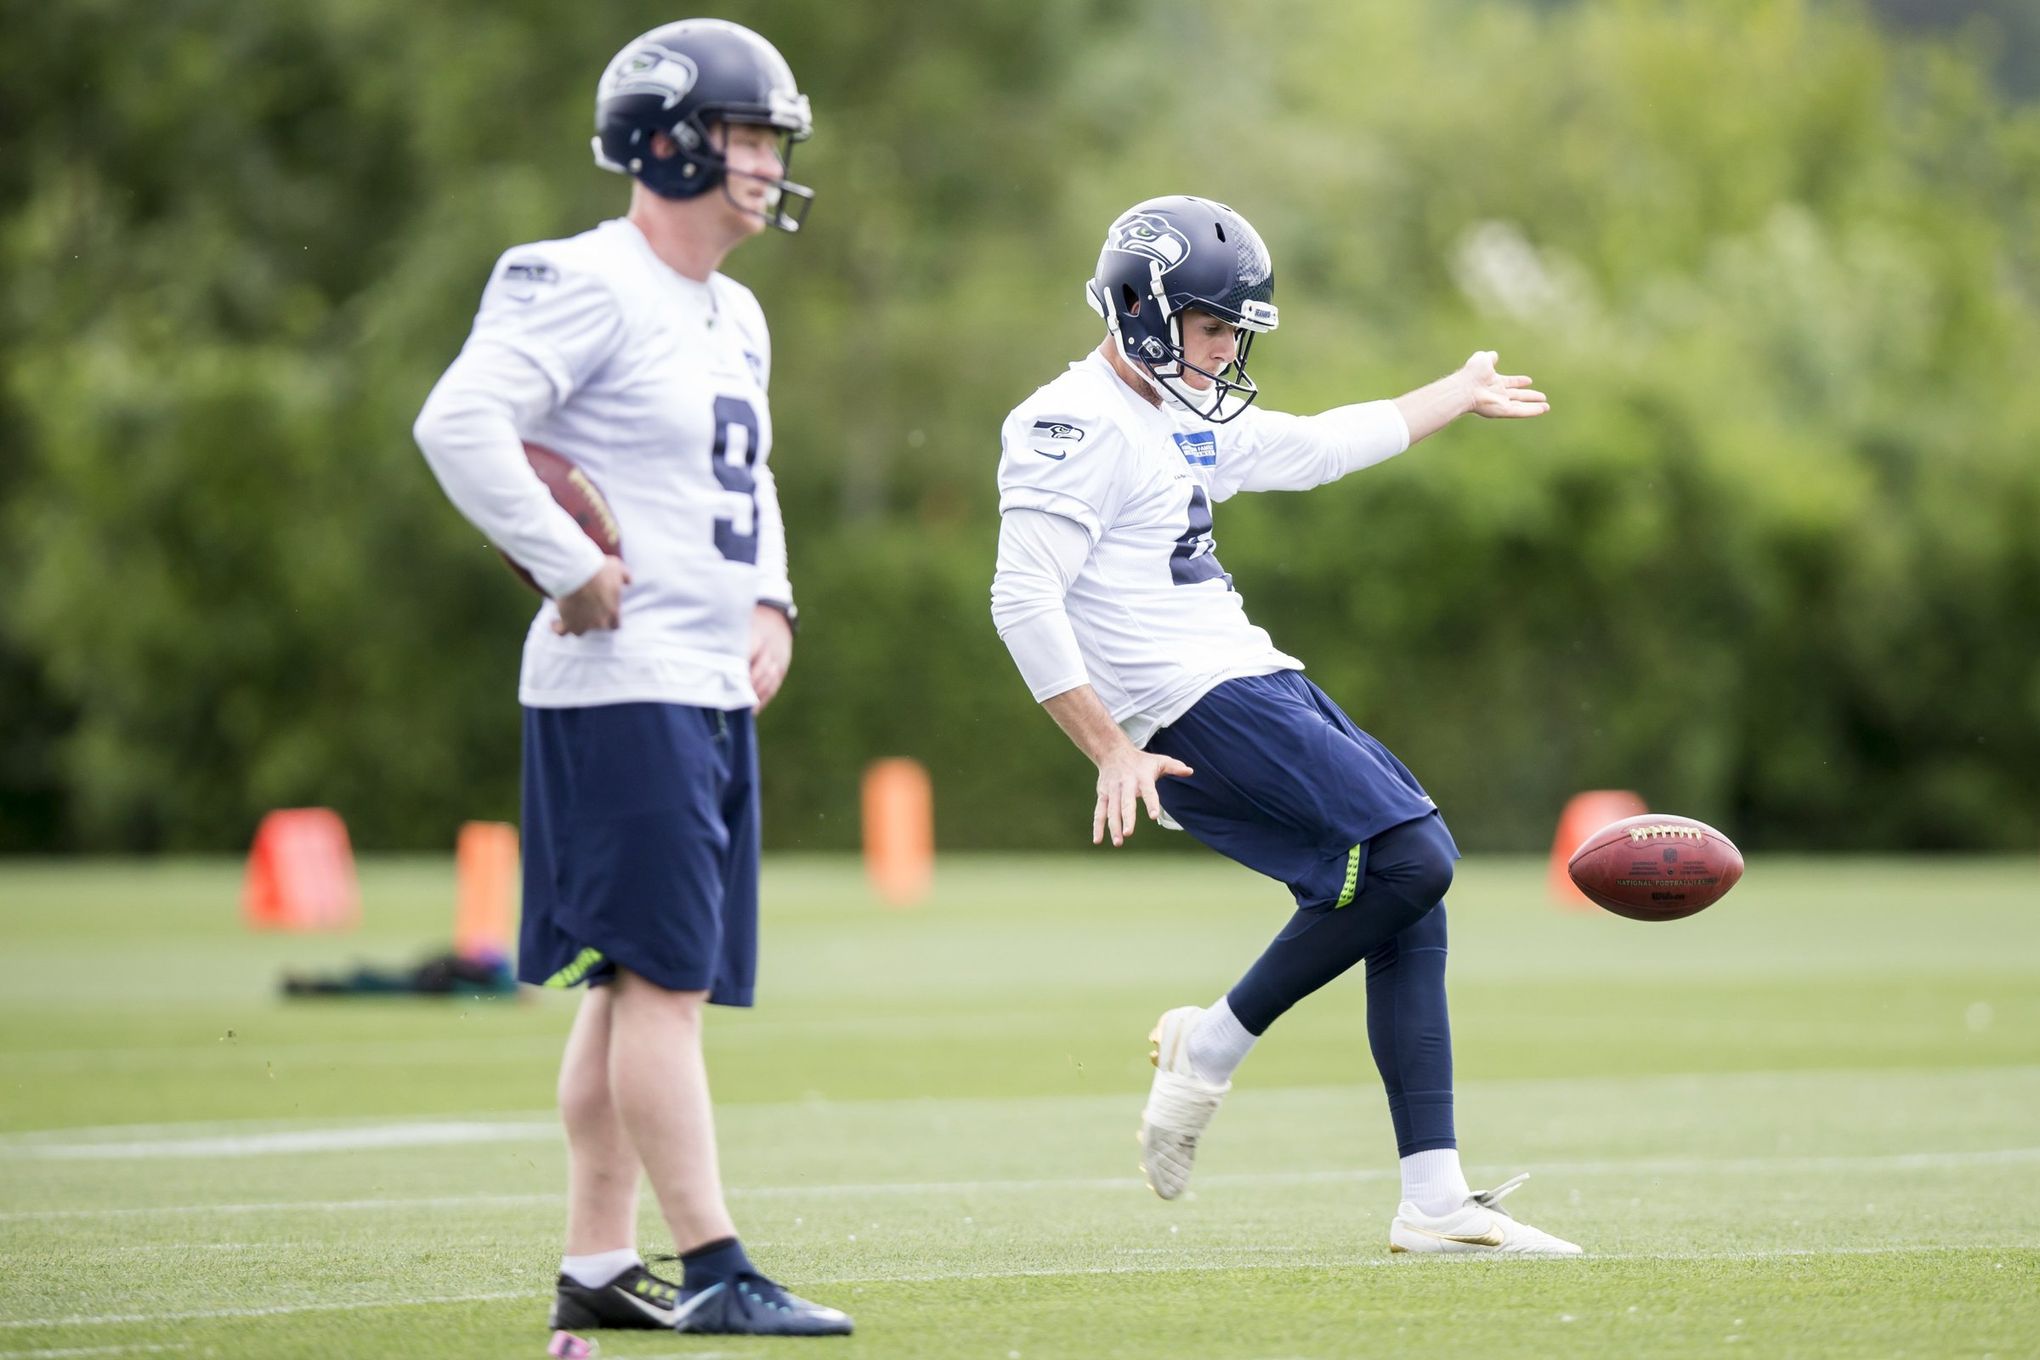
[1389,1173,1582,1255]
[1137,1005,1230,1200]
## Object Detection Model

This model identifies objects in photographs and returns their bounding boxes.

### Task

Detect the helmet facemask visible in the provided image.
[690,108,815,233]
[605,105,815,232]
[1089,267,1279,424]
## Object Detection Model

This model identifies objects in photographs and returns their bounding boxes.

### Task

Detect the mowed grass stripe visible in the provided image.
[3,1144,2038,1217]
[0,1122,556,1160]
[0,1294,535,1332]
[0,1345,192,1359]
[0,1194,562,1223]
[5,1246,2034,1332]
[6,1061,2037,1151]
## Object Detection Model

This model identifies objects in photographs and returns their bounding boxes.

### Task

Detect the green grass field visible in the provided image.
[2,853,2036,1359]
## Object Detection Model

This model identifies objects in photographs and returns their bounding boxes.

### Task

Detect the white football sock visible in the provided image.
[561,1246,641,1288]
[1401,1147,1472,1217]
[1185,996,1257,1084]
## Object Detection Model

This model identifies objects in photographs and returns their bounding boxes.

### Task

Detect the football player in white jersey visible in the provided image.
[413,20,851,1336]
[991,195,1582,1255]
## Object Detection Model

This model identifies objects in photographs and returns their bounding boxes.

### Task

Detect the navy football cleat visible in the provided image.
[548,1263,684,1330]
[671,1272,854,1336]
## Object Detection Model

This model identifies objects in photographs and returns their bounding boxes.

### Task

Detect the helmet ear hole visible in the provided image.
[1120,284,1141,316]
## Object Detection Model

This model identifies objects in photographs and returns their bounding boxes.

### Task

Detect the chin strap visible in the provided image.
[1145,360,1260,424]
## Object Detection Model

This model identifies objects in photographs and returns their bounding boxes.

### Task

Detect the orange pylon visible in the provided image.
[243,808,360,930]
[454,821,519,961]
[862,758,933,907]
[1549,790,1649,909]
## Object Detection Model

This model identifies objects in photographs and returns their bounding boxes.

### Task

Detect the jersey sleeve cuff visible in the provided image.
[538,538,609,600]
[1024,671,1091,704]
[997,607,1089,703]
[1329,399,1411,474]
[466,335,577,409]
[995,489,1102,542]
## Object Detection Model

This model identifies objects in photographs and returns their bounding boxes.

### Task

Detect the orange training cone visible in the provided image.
[1549,789,1649,909]
[454,821,519,961]
[243,807,360,930]
[862,757,933,907]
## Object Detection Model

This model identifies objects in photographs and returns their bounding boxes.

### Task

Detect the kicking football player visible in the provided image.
[413,20,851,1335]
[990,195,1581,1255]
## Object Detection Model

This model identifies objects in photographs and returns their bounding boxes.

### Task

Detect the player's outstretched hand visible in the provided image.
[553,556,631,635]
[1462,350,1549,419]
[1094,750,1194,848]
[750,604,794,711]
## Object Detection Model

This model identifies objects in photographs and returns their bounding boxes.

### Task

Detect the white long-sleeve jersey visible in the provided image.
[991,351,1409,745]
[414,218,790,711]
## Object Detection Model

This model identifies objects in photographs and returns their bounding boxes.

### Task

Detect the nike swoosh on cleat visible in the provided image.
[616,1289,681,1324]
[670,1281,727,1329]
[1404,1224,1507,1248]
[1148,1019,1180,1071]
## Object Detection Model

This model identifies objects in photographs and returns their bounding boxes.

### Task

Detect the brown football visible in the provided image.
[1566,814,1744,921]
[500,442,623,594]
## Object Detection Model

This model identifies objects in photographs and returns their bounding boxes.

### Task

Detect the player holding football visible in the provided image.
[413,21,851,1335]
[990,195,1581,1255]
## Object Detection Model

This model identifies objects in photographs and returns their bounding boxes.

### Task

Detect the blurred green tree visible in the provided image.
[2,0,2035,853]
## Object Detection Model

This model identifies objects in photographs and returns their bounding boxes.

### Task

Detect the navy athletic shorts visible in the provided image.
[1148,670,1455,911]
[519,701,758,1005]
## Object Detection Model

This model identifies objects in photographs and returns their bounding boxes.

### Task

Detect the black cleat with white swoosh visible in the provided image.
[548,1263,685,1330]
[671,1272,854,1336]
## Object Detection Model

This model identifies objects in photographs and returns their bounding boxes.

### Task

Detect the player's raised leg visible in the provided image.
[1138,1004,1234,1199]
[1147,805,1579,1248]
[1139,808,1453,1198]
[1221,813,1457,1038]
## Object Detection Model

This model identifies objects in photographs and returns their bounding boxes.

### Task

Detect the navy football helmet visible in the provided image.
[1084,196,1279,422]
[591,20,815,232]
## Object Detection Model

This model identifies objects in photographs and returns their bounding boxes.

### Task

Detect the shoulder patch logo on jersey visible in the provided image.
[500,258,560,302]
[1106,215,1191,271]
[1172,430,1217,467]
[743,350,766,387]
[601,44,699,109]
[1027,417,1088,460]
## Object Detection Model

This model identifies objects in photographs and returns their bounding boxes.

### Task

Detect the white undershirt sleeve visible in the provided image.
[990,508,1094,703]
[412,340,608,600]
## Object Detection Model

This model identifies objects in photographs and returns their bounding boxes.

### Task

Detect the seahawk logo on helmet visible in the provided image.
[600,45,699,109]
[1107,215,1192,271]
